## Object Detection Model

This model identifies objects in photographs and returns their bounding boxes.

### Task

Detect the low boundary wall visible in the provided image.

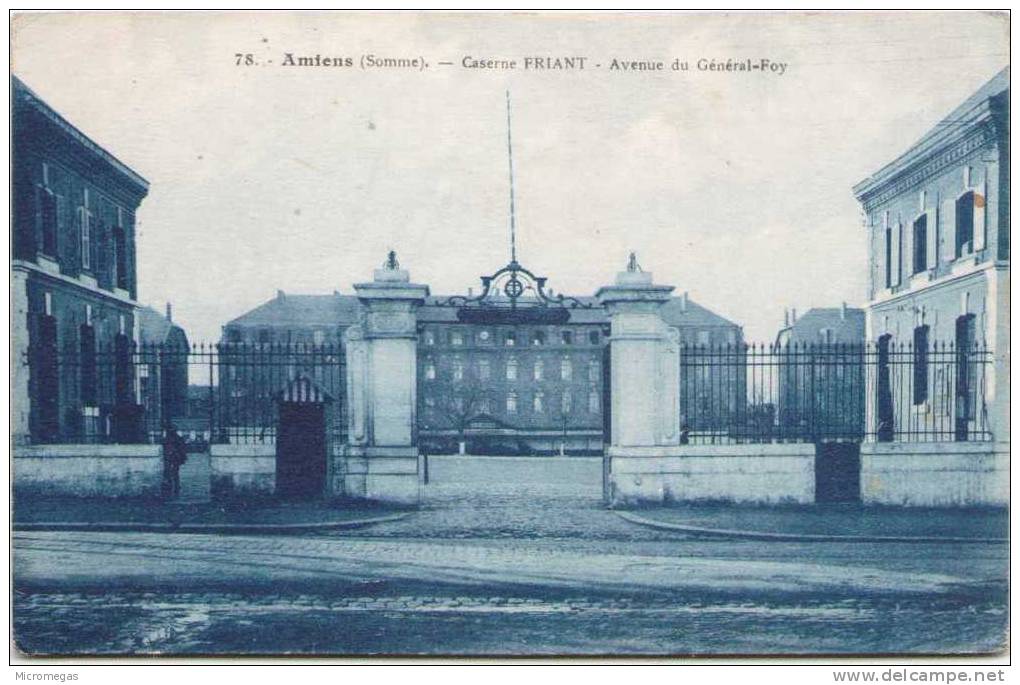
[861,441,1008,507]
[14,444,162,497]
[608,444,816,506]
[210,444,276,497]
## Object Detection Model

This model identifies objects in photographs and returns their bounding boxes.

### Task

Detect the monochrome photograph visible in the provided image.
[8,10,1010,662]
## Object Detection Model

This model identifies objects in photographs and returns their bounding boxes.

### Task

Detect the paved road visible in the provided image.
[13,456,1009,656]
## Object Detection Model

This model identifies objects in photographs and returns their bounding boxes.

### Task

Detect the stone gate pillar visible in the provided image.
[596,255,681,505]
[337,253,428,505]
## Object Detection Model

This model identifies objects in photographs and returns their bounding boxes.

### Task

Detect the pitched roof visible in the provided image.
[225,293,361,327]
[854,67,1008,200]
[12,75,150,193]
[138,306,188,345]
[778,307,866,345]
[227,291,740,330]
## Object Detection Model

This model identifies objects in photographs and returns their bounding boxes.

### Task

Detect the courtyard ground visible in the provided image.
[12,455,1009,657]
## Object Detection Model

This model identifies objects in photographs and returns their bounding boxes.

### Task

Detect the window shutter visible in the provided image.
[973,177,987,252]
[942,198,956,262]
[926,206,938,269]
[32,185,43,252]
[891,222,901,286]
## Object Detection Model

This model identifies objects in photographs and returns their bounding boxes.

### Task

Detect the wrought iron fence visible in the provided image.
[25,342,347,447]
[678,341,991,445]
[24,338,990,447]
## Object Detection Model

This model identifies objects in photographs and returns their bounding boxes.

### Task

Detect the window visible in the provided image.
[884,220,893,288]
[697,330,711,347]
[479,397,491,414]
[506,357,518,381]
[506,391,517,413]
[477,329,491,344]
[561,330,573,345]
[80,323,97,407]
[40,192,57,257]
[450,330,464,346]
[452,357,464,381]
[478,358,490,381]
[532,330,546,346]
[561,392,572,414]
[819,328,834,345]
[589,330,600,345]
[956,192,975,257]
[588,358,600,382]
[533,391,544,413]
[227,329,242,343]
[588,389,600,413]
[36,164,59,258]
[258,329,271,344]
[313,330,326,345]
[113,225,128,290]
[533,358,544,381]
[913,325,929,405]
[505,331,516,346]
[424,329,435,345]
[560,356,572,381]
[425,359,436,380]
[79,192,92,271]
[913,214,928,274]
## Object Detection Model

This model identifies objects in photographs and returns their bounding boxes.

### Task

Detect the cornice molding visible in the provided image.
[857,124,996,212]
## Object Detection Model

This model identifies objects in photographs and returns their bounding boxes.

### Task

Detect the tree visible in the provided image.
[436,386,488,455]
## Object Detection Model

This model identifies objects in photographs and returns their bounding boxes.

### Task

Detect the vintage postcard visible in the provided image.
[9,10,1010,662]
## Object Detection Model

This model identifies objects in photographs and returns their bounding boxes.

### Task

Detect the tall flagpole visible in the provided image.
[505,90,517,264]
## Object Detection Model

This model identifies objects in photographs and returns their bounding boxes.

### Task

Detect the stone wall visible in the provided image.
[14,444,162,497]
[861,441,1008,507]
[608,444,816,506]
[331,444,420,505]
[210,444,275,498]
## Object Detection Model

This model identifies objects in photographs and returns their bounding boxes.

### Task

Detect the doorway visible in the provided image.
[815,442,861,503]
[276,401,327,498]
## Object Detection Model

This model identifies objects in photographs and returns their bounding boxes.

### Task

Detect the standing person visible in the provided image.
[162,422,188,499]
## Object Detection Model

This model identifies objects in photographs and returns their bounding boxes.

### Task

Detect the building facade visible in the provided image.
[138,303,190,440]
[12,76,150,444]
[853,67,1009,442]
[774,304,866,441]
[220,281,743,454]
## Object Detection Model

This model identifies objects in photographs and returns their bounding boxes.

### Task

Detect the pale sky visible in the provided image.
[11,11,1009,342]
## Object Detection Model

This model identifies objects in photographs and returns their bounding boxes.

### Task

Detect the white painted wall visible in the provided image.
[14,444,162,497]
[608,444,816,506]
[861,441,1008,507]
[209,443,275,496]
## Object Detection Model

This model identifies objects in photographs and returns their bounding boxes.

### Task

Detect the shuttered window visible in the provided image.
[80,324,98,407]
[912,214,927,274]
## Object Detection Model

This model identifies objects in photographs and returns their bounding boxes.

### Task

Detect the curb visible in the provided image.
[614,510,1009,544]
[14,512,411,535]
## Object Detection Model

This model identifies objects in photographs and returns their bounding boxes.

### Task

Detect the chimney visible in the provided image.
[333,289,340,296]
[791,308,797,324]
[468,287,474,297]
[165,302,172,322]
[681,291,689,312]
[277,289,285,301]
[840,301,847,321]
[784,308,789,328]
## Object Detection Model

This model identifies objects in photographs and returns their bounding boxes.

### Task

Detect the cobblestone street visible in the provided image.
[13,457,1009,656]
